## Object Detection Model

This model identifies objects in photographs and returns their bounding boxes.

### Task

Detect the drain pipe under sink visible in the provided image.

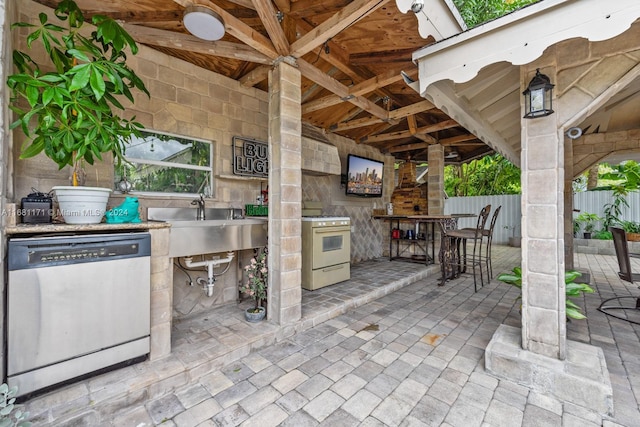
[183,252,235,297]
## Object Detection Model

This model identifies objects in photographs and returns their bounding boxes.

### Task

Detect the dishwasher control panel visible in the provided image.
[8,232,151,270]
[30,243,139,264]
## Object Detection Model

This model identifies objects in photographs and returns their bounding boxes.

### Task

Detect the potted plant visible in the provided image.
[504,224,520,247]
[575,212,601,239]
[240,248,268,322]
[619,220,640,242]
[498,266,594,320]
[6,0,149,224]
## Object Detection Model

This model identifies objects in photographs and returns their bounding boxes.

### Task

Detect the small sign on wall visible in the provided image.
[233,136,268,178]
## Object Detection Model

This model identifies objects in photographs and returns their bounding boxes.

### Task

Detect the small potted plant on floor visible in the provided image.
[504,224,521,247]
[240,248,268,322]
[575,212,601,239]
[7,0,149,224]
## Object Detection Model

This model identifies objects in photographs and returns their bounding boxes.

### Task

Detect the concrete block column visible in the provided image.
[267,58,302,325]
[520,66,566,360]
[427,144,444,215]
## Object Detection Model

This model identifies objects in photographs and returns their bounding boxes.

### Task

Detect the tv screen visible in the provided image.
[346,154,384,197]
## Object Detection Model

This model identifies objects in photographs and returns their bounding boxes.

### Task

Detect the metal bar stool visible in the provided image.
[440,204,491,292]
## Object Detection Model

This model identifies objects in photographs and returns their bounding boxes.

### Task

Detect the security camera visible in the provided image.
[566,127,582,139]
[411,0,424,13]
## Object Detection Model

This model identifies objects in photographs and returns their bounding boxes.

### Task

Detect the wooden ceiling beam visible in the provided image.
[297,59,390,121]
[440,134,479,145]
[387,142,432,153]
[290,0,391,58]
[252,0,289,56]
[122,24,272,64]
[362,129,419,143]
[360,119,459,143]
[302,94,342,114]
[272,1,291,13]
[331,116,386,132]
[239,65,270,86]
[302,68,419,115]
[407,115,418,135]
[328,100,433,132]
[388,100,437,120]
[172,0,279,59]
[349,48,417,65]
[296,20,352,76]
[349,69,417,97]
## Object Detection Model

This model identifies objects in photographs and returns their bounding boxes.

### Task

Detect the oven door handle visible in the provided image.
[313,227,350,234]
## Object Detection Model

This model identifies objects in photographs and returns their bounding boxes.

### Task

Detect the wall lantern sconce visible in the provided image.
[523,69,554,119]
[183,6,225,41]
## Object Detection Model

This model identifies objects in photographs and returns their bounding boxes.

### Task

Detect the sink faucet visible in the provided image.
[191,194,206,220]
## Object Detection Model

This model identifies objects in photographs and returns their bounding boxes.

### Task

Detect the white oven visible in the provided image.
[302,217,351,290]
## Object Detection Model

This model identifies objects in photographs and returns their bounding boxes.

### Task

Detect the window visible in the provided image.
[114,130,213,195]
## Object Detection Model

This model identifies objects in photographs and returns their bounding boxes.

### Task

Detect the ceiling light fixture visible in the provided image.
[183,6,225,41]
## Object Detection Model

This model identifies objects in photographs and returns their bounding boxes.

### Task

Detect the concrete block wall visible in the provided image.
[8,0,397,321]
[10,0,273,319]
[301,131,394,263]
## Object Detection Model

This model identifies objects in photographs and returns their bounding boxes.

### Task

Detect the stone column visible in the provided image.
[520,66,566,360]
[427,144,444,215]
[267,58,302,325]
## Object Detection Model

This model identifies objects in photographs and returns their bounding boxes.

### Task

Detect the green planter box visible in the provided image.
[245,204,268,217]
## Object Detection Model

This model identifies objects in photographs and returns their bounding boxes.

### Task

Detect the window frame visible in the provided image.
[115,129,214,198]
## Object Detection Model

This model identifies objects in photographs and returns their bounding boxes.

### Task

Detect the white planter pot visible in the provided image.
[53,186,112,224]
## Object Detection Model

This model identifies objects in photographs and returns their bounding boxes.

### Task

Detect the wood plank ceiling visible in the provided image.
[34,0,493,164]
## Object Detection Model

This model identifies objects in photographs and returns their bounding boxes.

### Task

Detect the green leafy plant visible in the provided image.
[6,0,149,185]
[240,248,267,312]
[602,185,630,230]
[497,266,594,320]
[453,0,540,28]
[592,229,612,240]
[575,212,601,234]
[619,220,640,234]
[0,383,31,427]
[573,218,581,237]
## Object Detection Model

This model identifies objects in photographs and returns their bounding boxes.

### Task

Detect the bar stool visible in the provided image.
[441,204,491,292]
[462,205,502,282]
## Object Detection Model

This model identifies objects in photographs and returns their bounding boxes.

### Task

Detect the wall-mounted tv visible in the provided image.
[345,154,384,197]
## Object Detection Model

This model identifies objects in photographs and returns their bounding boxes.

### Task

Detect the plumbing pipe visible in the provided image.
[183,252,235,297]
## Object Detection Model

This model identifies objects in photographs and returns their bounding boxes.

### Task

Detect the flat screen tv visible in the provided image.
[345,154,384,197]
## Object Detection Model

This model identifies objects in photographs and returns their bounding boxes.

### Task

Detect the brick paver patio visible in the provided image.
[23,245,640,426]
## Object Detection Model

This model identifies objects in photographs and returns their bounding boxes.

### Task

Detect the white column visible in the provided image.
[520,66,566,359]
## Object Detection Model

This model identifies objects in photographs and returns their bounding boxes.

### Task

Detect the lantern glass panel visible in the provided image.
[530,88,544,113]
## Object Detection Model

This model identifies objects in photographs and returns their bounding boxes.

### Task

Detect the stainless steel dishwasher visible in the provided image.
[7,232,151,398]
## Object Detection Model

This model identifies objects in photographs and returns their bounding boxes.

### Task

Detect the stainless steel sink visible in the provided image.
[147,208,268,257]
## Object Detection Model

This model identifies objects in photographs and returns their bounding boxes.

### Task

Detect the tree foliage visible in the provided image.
[444,154,520,196]
[453,0,540,28]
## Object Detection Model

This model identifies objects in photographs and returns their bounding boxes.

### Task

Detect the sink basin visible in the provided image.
[147,208,268,257]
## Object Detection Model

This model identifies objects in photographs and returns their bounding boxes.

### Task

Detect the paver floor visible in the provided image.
[22,245,640,426]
